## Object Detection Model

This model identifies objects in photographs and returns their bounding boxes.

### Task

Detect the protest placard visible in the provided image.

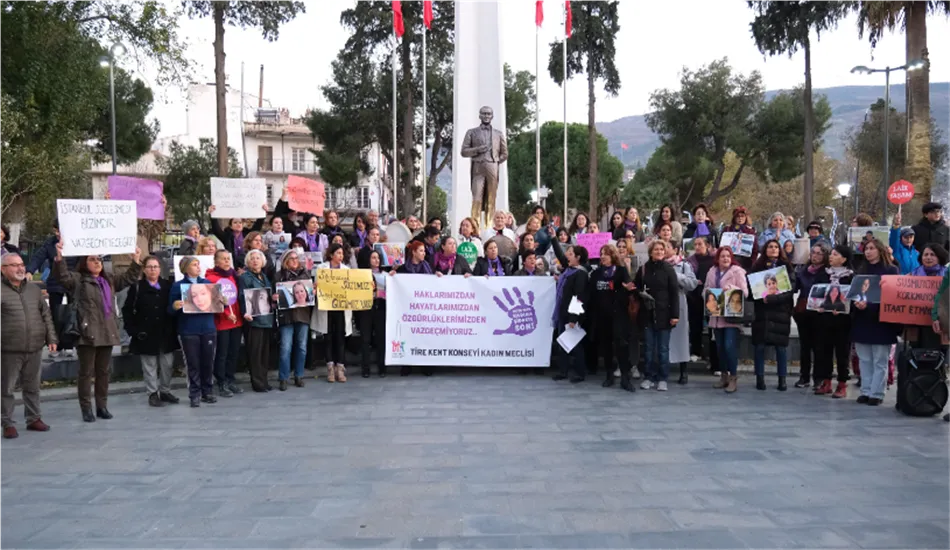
[879,275,941,326]
[181,283,226,314]
[316,268,373,311]
[747,265,793,300]
[277,280,315,309]
[847,275,881,304]
[848,226,889,254]
[720,232,754,257]
[807,284,851,313]
[107,175,165,220]
[576,232,612,259]
[57,199,138,256]
[375,243,406,267]
[887,180,914,205]
[210,177,266,219]
[286,175,325,215]
[173,255,215,282]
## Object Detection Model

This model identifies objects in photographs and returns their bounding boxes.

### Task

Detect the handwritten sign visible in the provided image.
[107,175,165,220]
[57,199,137,256]
[316,268,373,311]
[576,232,611,259]
[887,180,915,205]
[879,275,941,326]
[210,177,266,219]
[286,175,325,215]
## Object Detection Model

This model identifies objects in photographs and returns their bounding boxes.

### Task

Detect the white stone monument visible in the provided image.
[450,0,507,235]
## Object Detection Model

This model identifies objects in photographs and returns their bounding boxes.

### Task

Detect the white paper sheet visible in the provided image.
[557,325,586,353]
[568,296,585,315]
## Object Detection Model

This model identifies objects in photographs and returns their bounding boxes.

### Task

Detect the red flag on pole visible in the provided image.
[536,1,543,27]
[392,0,405,37]
[423,0,433,29]
[565,1,572,37]
[621,142,629,150]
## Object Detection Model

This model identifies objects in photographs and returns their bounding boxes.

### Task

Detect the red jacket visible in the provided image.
[204,268,242,331]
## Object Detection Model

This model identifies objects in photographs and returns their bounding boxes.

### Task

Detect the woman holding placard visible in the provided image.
[749,239,795,391]
[814,245,854,398]
[169,256,218,408]
[792,243,830,389]
[313,243,352,382]
[275,249,312,390]
[705,247,748,393]
[204,250,244,398]
[852,239,899,406]
[53,243,142,421]
[208,203,266,269]
[723,207,758,271]
[238,250,275,392]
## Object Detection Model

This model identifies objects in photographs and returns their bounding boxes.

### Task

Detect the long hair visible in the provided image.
[460,217,480,237]
[324,242,346,263]
[609,211,624,231]
[568,212,589,235]
[863,238,895,267]
[751,238,788,271]
[653,204,675,233]
[196,237,217,255]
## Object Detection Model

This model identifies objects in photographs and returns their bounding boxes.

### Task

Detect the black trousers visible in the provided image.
[48,291,73,350]
[686,291,705,357]
[179,333,216,399]
[326,311,347,365]
[214,327,241,386]
[246,327,272,390]
[795,311,820,382]
[358,300,386,373]
[816,315,851,382]
[595,317,631,378]
[557,325,586,380]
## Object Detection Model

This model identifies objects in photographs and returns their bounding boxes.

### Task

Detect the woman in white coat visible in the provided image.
[311,243,353,382]
[664,240,698,384]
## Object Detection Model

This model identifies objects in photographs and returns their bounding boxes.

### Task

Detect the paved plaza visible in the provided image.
[2,372,949,549]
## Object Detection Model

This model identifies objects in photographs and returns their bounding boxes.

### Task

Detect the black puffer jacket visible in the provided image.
[750,263,795,347]
[122,278,180,356]
[911,217,949,254]
[634,259,680,329]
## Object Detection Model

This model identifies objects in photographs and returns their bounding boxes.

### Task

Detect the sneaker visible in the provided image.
[656,381,668,392]
[856,395,869,404]
[690,355,700,363]
[159,392,180,404]
[632,369,642,380]
[640,380,654,390]
[867,397,882,406]
[190,398,200,408]
[227,382,244,395]
[148,393,164,407]
[218,385,234,398]
[613,367,620,378]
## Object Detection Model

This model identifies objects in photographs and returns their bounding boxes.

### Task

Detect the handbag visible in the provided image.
[59,282,83,340]
[627,265,643,323]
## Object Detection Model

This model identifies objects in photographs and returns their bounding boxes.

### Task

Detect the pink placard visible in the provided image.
[287,175,325,215]
[107,175,164,220]
[576,232,611,259]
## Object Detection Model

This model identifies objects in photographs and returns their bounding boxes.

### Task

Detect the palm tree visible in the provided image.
[857,1,950,200]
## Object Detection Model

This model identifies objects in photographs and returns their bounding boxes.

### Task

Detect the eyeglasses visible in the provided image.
[3,262,25,268]
[87,257,102,263]
[144,265,161,269]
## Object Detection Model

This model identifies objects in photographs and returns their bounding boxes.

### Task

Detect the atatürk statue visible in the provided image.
[460,106,508,222]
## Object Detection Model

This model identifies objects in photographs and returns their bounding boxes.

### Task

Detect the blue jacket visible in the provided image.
[26,235,77,294]
[168,276,217,335]
[851,262,900,346]
[238,270,275,329]
[758,227,797,247]
[889,227,920,275]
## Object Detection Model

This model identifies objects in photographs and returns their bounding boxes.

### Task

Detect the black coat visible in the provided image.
[683,222,719,248]
[634,259,680,329]
[211,218,265,267]
[122,278,180,356]
[356,245,376,269]
[472,256,512,276]
[588,264,632,322]
[750,264,795,347]
[434,255,473,275]
[911,218,950,254]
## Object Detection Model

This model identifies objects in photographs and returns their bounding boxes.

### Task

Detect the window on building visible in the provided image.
[356,186,371,209]
[258,146,273,171]
[291,147,310,172]
[325,186,339,208]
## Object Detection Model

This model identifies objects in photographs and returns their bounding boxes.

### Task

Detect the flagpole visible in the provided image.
[535,14,541,206]
[422,23,428,223]
[392,34,398,221]
[562,3,568,225]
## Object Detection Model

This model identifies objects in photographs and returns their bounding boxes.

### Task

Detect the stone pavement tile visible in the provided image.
[517,532,633,549]
[409,535,523,549]
[461,481,547,495]
[667,510,777,530]
[601,492,707,512]
[461,514,572,536]
[856,503,950,523]
[688,449,767,462]
[211,498,320,518]
[298,538,406,549]
[760,505,869,527]
[566,511,677,533]
[734,527,861,548]
[29,517,158,542]
[509,494,610,514]
[838,521,950,549]
[349,516,465,538]
[570,440,642,452]
[612,451,698,464]
[251,517,359,539]
[635,475,728,494]
[626,529,750,549]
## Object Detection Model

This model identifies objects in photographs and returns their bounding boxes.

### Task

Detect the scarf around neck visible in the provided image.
[694,222,710,236]
[406,260,433,274]
[213,266,237,279]
[233,231,245,256]
[921,264,946,277]
[433,251,457,274]
[487,257,505,276]
[94,276,112,317]
[826,265,853,284]
[356,228,367,249]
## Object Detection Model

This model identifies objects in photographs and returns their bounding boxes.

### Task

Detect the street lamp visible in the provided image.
[98,42,126,175]
[850,59,926,223]
[530,186,550,209]
[837,182,852,244]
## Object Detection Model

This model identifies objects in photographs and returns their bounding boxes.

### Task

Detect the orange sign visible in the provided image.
[286,175,325,215]
[879,275,941,326]
[887,180,914,205]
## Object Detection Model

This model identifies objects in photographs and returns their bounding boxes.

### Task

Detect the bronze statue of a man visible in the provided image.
[460,106,508,222]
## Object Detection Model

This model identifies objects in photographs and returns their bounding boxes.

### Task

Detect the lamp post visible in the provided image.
[530,186,551,209]
[837,182,852,243]
[98,42,126,175]
[850,59,925,224]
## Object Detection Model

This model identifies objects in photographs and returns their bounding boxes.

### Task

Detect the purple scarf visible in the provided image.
[233,231,245,257]
[694,222,710,237]
[213,266,237,279]
[148,280,161,290]
[433,251,457,274]
[602,266,616,279]
[554,267,579,325]
[405,260,433,274]
[94,276,113,317]
[356,229,367,249]
[487,257,505,277]
[623,220,639,233]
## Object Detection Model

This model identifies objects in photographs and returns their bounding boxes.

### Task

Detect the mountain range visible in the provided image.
[596,82,950,167]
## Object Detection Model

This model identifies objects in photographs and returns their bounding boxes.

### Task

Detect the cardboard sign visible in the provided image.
[887,180,915,205]
[210,177,266,219]
[575,232,611,259]
[107,175,165,220]
[173,255,215,282]
[286,175,325,215]
[316,268,373,311]
[880,275,941,326]
[57,199,138,256]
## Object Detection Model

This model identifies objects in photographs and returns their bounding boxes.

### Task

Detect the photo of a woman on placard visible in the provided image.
[725,289,744,317]
[852,276,872,304]
[277,280,315,309]
[764,274,780,297]
[705,289,722,316]
[244,288,271,317]
[182,283,226,314]
[821,284,847,313]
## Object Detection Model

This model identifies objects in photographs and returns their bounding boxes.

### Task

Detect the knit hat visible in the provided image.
[178,255,199,275]
[279,249,299,268]
[806,221,823,233]
[900,227,916,238]
[181,220,200,236]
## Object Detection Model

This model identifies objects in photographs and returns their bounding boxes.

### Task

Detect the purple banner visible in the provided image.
[107,175,164,220]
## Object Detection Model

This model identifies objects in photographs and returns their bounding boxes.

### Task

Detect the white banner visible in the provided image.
[210,177,266,219]
[385,275,555,367]
[57,199,137,256]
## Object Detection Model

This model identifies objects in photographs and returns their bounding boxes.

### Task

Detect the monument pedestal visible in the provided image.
[451,1,507,235]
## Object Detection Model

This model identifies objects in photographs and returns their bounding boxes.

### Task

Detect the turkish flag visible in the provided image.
[536,0,543,27]
[423,0,433,29]
[565,1,572,37]
[392,0,405,37]
[621,142,629,150]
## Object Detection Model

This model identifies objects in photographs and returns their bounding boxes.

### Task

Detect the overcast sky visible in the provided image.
[147,0,950,138]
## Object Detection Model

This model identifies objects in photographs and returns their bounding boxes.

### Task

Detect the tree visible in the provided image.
[621,144,714,211]
[749,0,849,224]
[507,122,623,222]
[855,1,950,200]
[184,1,306,176]
[504,64,537,139]
[548,1,621,216]
[158,139,243,227]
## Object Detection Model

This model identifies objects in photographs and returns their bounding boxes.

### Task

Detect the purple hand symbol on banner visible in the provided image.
[493,287,537,336]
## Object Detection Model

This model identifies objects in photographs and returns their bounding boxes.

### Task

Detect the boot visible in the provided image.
[279,380,288,391]
[777,376,787,392]
[294,376,305,388]
[362,366,371,378]
[755,375,766,391]
[82,408,96,422]
[725,375,738,393]
[336,365,347,383]
[326,363,336,383]
[794,376,810,389]
[619,368,634,392]
[602,371,615,388]
[148,392,164,407]
[814,380,833,395]
[713,371,728,389]
[832,381,848,399]
[96,408,113,419]
[677,364,688,385]
[160,391,180,404]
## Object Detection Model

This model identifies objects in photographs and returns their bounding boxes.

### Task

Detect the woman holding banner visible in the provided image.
[705,247,748,393]
[275,250,311,390]
[458,217,484,259]
[312,243,352,382]
[852,239,899,406]
[432,237,473,276]
[749,239,795,392]
[473,240,512,277]
[53,243,142,422]
[393,241,432,377]
[239,250,274,392]
[204,250,243,398]
[169,256,217,408]
[814,245,853,398]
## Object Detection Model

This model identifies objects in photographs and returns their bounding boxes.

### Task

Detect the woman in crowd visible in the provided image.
[274,249,311,390]
[473,239,512,277]
[890,211,920,275]
[588,222,600,234]
[549,241,590,383]
[589,244,636,391]
[204,250,243,398]
[569,212,590,238]
[481,211,517,243]
[428,216,446,236]
[616,235,640,276]
[523,215,551,256]
[262,216,289,266]
[608,212,626,241]
[196,237,218,256]
[359,249,388,378]
[313,243,352,382]
[356,226,382,269]
[122,256,180,407]
[514,249,546,276]
[545,228,571,274]
[349,214,370,251]
[635,240,680,391]
[433,236,473,276]
[664,240,698,385]
[169,256,217,408]
[239,250,274,392]
[328,233,356,268]
[244,230,276,279]
[749,239,795,392]
[705,247,748,393]
[208,204,267,268]
[53,243,142,421]
[621,207,645,242]
[683,204,718,248]
[517,233,542,272]
[458,217,484,258]
[814,245,853,398]
[687,237,716,365]
[405,215,423,234]
[320,210,345,240]
[905,244,948,349]
[758,211,796,248]
[179,220,201,256]
[393,241,433,376]
[653,204,684,244]
[852,238,899,406]
[723,206,758,271]
[932,269,949,341]
[793,243,830,388]
[298,214,330,257]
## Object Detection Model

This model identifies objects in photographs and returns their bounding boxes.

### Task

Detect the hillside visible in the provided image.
[596,82,950,167]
